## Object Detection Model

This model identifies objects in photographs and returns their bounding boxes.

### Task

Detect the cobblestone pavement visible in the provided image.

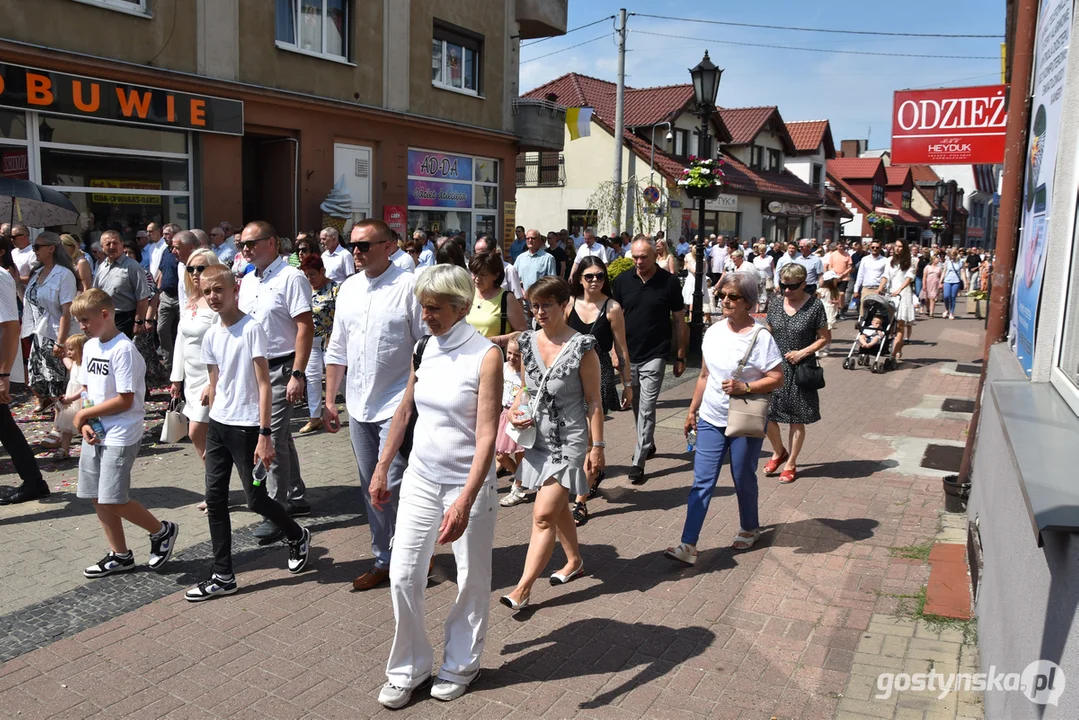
[0,310,985,719]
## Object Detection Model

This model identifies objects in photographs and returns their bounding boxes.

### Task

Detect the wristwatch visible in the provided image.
[291,370,306,380]
[258,427,272,436]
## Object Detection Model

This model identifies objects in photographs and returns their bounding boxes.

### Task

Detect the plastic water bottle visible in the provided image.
[686,429,697,453]
[80,391,106,437]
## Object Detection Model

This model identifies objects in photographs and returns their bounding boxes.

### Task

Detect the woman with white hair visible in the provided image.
[170,249,223,466]
[21,231,78,407]
[368,264,502,709]
[667,271,784,563]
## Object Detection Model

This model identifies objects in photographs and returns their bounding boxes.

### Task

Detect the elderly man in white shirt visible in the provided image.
[324,218,425,592]
[319,226,355,284]
[389,232,417,273]
[474,236,524,301]
[570,229,609,277]
[414,230,436,268]
[237,221,315,540]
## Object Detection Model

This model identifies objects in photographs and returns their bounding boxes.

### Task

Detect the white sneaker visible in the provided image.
[431,673,478,702]
[378,682,413,709]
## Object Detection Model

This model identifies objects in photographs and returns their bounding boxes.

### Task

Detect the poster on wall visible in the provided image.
[1011,0,1072,377]
[502,201,516,255]
[384,205,406,237]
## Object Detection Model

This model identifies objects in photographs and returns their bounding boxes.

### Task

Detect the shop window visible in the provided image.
[0,110,28,141]
[39,116,186,154]
[40,148,189,191]
[872,184,885,206]
[673,129,688,159]
[433,21,483,96]
[767,149,781,172]
[276,0,350,62]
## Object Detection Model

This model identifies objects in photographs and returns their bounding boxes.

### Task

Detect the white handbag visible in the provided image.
[159,398,188,444]
[504,337,573,449]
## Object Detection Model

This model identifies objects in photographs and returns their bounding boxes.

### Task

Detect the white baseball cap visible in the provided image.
[822,270,839,282]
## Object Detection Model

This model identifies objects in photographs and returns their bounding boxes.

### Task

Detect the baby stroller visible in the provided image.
[842,295,898,373]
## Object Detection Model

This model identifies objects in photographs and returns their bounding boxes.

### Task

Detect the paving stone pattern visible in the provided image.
[0,314,986,719]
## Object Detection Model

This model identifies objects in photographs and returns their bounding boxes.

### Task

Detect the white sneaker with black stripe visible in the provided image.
[83,551,136,578]
[287,527,311,574]
[148,520,179,570]
[185,575,238,602]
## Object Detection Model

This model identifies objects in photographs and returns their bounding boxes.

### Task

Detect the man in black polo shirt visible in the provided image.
[612,236,688,485]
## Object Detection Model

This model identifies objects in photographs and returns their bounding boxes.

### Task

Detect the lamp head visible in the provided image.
[689,50,723,110]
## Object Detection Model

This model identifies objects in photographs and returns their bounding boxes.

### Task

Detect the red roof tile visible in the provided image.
[827,157,885,181]
[786,120,833,155]
[893,164,941,185]
[623,84,696,127]
[885,166,912,187]
[718,107,776,145]
[719,154,821,204]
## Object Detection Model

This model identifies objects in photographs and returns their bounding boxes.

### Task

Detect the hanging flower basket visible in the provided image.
[929,216,948,233]
[678,156,725,200]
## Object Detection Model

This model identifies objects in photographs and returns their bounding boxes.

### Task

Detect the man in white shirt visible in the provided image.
[853,239,890,310]
[323,218,425,592]
[794,239,825,294]
[708,236,728,285]
[773,241,800,288]
[170,230,199,312]
[0,268,48,505]
[388,231,416,273]
[474,236,523,301]
[319,227,355,284]
[570,229,609,277]
[237,221,315,539]
[675,236,692,259]
[571,227,587,251]
[208,226,236,265]
[414,230,435,268]
[8,224,34,289]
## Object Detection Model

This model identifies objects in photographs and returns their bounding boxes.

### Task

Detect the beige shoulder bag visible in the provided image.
[726,325,772,438]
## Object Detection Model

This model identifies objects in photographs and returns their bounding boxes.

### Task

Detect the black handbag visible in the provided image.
[398,335,431,461]
[794,356,826,390]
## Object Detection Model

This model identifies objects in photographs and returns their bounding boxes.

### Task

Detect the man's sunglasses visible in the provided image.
[779,282,803,291]
[582,272,606,283]
[238,235,274,249]
[345,241,373,252]
[185,265,207,274]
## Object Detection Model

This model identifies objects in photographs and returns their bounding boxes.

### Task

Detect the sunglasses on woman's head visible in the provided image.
[779,282,802,290]
[582,273,606,282]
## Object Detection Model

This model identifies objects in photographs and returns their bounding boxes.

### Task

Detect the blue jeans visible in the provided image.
[915,276,923,300]
[681,419,765,545]
[943,281,961,315]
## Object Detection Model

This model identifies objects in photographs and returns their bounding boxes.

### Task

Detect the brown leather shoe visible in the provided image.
[352,566,390,591]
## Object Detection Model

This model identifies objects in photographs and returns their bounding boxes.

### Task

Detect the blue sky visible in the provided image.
[520,0,1006,148]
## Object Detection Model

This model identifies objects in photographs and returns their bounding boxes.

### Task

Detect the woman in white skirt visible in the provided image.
[500,276,604,612]
[369,265,503,709]
[877,238,916,364]
[170,249,221,461]
[682,240,716,323]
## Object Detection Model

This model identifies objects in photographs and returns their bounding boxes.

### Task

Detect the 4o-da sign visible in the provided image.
[891,85,1008,164]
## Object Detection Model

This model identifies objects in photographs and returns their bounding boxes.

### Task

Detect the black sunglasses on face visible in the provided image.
[346,241,372,252]
[238,235,274,249]
[582,273,606,282]
[779,281,803,291]
[716,292,743,301]
[186,265,207,274]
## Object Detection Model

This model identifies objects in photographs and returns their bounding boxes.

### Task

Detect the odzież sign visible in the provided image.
[891,85,1008,164]
[0,63,243,136]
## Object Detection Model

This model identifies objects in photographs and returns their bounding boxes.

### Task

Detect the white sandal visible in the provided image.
[732,529,761,551]
[664,542,698,566]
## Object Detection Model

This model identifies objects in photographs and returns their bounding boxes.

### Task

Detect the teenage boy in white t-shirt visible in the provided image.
[185,266,311,602]
[70,289,179,578]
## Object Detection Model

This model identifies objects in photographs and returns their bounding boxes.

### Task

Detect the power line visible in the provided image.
[521,33,613,64]
[631,13,1002,39]
[907,72,1003,89]
[521,16,615,48]
[631,30,999,60]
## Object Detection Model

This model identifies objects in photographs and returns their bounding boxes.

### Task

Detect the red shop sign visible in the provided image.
[891,85,1008,165]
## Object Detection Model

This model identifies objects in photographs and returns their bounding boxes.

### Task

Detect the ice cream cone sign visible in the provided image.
[321,175,353,233]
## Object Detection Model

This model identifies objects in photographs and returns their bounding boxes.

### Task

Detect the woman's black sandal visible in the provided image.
[573,501,589,526]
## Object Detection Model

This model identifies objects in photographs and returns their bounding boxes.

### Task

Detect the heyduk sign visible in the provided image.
[0,62,244,135]
[891,85,1008,164]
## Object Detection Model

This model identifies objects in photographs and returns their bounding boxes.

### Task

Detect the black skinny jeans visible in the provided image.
[0,402,44,488]
[205,419,302,577]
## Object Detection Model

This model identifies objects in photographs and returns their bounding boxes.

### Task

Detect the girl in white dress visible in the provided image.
[170,250,222,490]
[878,239,916,363]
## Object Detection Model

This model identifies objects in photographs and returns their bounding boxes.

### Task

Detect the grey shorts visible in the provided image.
[77,442,140,504]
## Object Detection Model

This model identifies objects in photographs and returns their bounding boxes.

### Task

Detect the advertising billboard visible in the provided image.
[891,85,1008,164]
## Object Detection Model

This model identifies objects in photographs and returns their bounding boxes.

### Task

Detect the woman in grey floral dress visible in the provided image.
[500,276,604,612]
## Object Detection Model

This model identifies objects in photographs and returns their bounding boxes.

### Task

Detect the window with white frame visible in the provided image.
[673,129,688,159]
[71,0,148,14]
[276,0,349,61]
[432,22,483,95]
[1054,199,1079,412]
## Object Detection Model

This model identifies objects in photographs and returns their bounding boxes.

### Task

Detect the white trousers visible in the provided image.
[305,341,325,419]
[386,471,499,688]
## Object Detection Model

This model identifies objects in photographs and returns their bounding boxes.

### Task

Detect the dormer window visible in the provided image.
[902,190,912,210]
[767,149,781,172]
[872,184,885,206]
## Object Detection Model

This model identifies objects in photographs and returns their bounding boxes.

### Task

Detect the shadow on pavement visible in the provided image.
[0,486,206,527]
[762,517,880,554]
[794,459,899,479]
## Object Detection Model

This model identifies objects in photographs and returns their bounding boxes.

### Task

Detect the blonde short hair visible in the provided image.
[182,248,224,305]
[71,288,113,316]
[414,264,474,311]
[779,262,807,284]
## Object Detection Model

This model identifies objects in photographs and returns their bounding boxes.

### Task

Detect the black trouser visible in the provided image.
[204,419,302,577]
[0,403,44,488]
[114,310,136,339]
[805,284,817,297]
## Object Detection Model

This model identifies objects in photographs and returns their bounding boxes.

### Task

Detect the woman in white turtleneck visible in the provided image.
[368,264,503,709]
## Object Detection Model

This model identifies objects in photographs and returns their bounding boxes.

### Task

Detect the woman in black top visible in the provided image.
[566,257,632,524]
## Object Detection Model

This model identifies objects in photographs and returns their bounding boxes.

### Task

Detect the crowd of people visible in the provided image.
[0,216,991,708]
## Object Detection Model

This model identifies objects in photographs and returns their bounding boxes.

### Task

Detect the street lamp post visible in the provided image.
[688,51,723,358]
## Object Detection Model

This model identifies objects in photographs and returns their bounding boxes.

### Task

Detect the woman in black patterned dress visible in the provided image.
[763,263,830,485]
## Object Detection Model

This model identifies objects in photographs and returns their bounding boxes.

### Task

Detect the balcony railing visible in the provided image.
[516,154,566,188]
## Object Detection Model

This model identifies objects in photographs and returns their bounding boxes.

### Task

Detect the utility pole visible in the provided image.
[611,8,627,235]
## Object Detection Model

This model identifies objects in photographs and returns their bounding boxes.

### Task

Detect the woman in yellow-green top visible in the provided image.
[466,251,526,348]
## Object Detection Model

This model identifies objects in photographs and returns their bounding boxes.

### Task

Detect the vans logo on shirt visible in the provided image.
[86,357,110,376]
